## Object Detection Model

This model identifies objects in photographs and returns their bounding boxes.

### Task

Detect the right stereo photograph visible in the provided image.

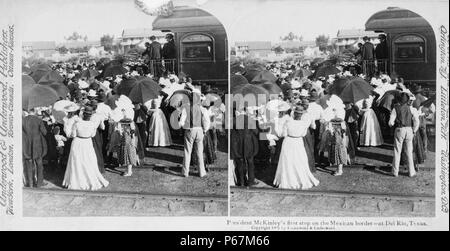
[229,2,437,217]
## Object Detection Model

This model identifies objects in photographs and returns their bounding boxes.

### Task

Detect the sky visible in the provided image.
[18,0,156,43]
[15,0,444,44]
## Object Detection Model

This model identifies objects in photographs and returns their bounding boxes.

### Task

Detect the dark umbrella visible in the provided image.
[81,69,100,79]
[377,90,401,111]
[329,77,373,103]
[127,77,162,104]
[313,65,340,79]
[257,82,283,96]
[169,89,192,107]
[243,68,261,82]
[291,68,312,78]
[115,78,137,96]
[30,63,52,73]
[48,83,70,99]
[230,74,249,89]
[23,85,59,111]
[22,75,36,91]
[30,68,50,83]
[231,84,270,108]
[251,70,277,84]
[231,63,245,75]
[421,95,436,108]
[22,65,32,75]
[102,65,128,78]
[37,70,64,85]
[105,94,120,110]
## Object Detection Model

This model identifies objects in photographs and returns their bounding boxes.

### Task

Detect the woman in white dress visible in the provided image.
[273,105,320,190]
[63,107,109,191]
[358,96,383,146]
[146,96,172,147]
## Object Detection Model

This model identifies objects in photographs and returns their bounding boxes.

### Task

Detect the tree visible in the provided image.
[315,34,330,52]
[280,32,303,41]
[100,34,115,52]
[65,32,88,41]
[57,46,69,54]
[273,45,284,55]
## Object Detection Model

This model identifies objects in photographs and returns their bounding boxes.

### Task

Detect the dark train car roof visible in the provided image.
[365,7,432,32]
[152,6,224,32]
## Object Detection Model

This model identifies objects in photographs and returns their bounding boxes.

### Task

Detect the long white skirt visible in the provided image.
[147,109,172,147]
[274,137,320,190]
[359,109,384,146]
[63,138,109,191]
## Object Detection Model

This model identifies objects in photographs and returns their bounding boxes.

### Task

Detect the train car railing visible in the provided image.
[362,59,389,76]
[147,59,178,76]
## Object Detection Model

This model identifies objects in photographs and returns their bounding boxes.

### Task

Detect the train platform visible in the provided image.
[23,136,228,217]
[231,138,436,217]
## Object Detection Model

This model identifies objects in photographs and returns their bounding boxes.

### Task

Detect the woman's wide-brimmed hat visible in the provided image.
[119,118,133,124]
[331,117,344,124]
[64,103,80,113]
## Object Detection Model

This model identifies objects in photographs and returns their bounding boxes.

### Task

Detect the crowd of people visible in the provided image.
[230,58,435,190]
[22,55,226,190]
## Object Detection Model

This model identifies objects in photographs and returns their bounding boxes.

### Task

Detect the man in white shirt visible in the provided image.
[178,91,210,177]
[388,92,420,177]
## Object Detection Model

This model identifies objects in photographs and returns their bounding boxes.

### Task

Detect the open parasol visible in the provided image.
[37,70,64,85]
[127,77,162,104]
[243,68,262,83]
[101,65,128,78]
[376,90,401,111]
[81,69,100,80]
[48,83,70,99]
[22,75,36,92]
[169,89,192,108]
[329,77,373,104]
[23,85,59,111]
[251,70,277,84]
[230,74,249,89]
[291,68,312,79]
[30,68,50,83]
[115,78,138,96]
[313,65,340,79]
[257,82,283,96]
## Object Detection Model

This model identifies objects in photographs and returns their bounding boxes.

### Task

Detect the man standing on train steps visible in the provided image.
[162,33,177,74]
[142,36,162,78]
[362,36,375,77]
[375,34,389,74]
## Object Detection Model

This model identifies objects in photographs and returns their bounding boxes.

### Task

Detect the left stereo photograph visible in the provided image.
[20,0,229,217]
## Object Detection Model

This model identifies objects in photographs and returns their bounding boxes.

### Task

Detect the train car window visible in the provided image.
[394,35,425,62]
[181,34,214,61]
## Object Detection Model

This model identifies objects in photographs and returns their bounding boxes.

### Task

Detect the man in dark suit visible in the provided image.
[362,36,375,77]
[375,34,389,74]
[142,36,162,77]
[162,33,177,74]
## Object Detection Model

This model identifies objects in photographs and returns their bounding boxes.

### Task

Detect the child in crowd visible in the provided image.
[118,118,140,177]
[53,126,67,168]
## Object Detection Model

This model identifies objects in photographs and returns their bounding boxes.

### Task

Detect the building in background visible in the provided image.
[274,40,316,53]
[334,29,379,52]
[235,41,272,58]
[22,41,57,58]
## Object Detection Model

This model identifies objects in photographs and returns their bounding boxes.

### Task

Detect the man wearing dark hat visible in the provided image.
[411,83,427,110]
[142,36,162,78]
[162,33,177,74]
[362,36,375,77]
[375,34,389,74]
[388,92,420,177]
